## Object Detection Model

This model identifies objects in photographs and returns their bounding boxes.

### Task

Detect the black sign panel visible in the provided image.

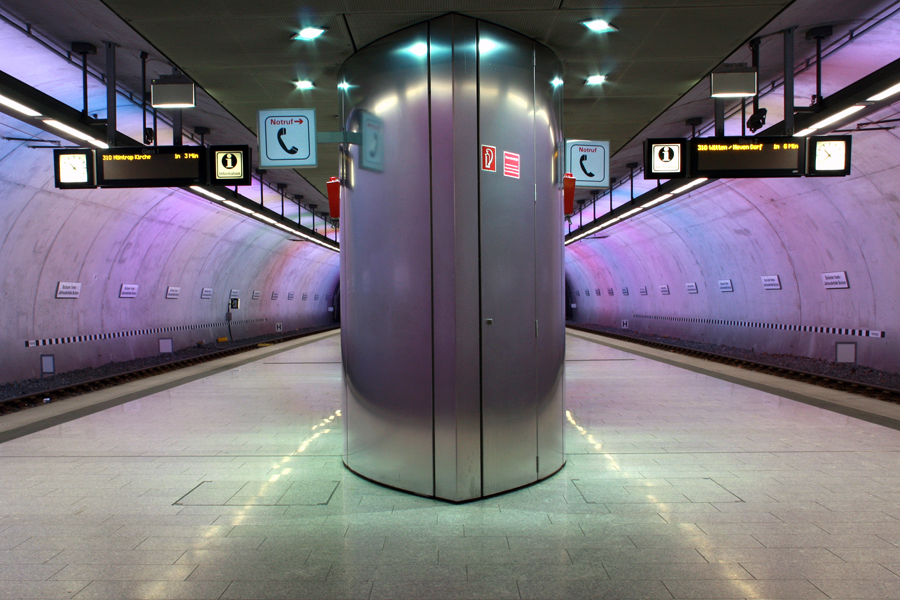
[209,145,252,186]
[690,137,806,178]
[97,146,207,188]
[807,135,852,177]
[644,138,687,179]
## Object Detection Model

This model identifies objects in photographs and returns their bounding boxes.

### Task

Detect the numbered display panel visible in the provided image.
[97,146,207,188]
[690,136,806,178]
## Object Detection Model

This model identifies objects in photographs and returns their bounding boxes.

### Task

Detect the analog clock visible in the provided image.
[815,140,846,171]
[53,149,95,189]
[807,135,852,177]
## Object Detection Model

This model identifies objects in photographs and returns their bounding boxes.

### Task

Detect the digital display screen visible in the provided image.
[690,137,805,178]
[97,146,207,188]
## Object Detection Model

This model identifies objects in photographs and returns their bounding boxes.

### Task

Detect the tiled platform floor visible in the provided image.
[3,331,900,599]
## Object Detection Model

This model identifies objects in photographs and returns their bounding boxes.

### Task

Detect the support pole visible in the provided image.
[104,41,118,147]
[783,28,796,136]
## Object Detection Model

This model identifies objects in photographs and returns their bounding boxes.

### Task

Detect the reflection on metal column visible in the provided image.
[339,13,565,502]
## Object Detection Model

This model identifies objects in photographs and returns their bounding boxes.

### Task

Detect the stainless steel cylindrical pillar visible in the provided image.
[339,13,565,501]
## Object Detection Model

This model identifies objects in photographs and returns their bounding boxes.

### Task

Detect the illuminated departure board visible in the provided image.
[97,146,207,188]
[690,137,806,178]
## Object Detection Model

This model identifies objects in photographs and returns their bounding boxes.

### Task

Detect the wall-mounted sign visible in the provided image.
[359,111,384,172]
[595,288,601,297]
[643,139,687,179]
[56,281,81,299]
[718,279,734,293]
[288,292,295,300]
[640,287,648,296]
[252,290,261,300]
[686,282,699,294]
[271,292,279,300]
[691,136,805,178]
[566,139,610,188]
[575,290,581,297]
[97,146,206,188]
[302,293,308,301]
[761,275,782,290]
[621,320,629,329]
[275,322,283,332]
[503,151,520,179]
[166,286,181,299]
[230,298,240,310]
[258,108,317,168]
[807,136,852,177]
[822,271,849,289]
[660,285,670,295]
[585,289,591,296]
[210,145,252,185]
[53,148,96,189]
[622,287,629,296]
[119,284,139,299]
[201,287,213,299]
[482,145,496,172]
[314,293,320,301]
[607,288,614,296]
[230,289,240,299]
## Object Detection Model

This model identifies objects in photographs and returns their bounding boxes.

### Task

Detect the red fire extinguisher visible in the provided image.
[563,172,576,215]
[327,176,340,219]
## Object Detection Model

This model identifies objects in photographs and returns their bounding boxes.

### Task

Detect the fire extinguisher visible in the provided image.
[327,176,340,219]
[563,172,576,215]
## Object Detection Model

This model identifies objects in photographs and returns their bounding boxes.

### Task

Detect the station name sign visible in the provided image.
[53,145,252,190]
[644,135,851,180]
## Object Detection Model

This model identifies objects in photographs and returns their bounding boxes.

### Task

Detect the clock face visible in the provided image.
[58,153,88,183]
[815,140,846,171]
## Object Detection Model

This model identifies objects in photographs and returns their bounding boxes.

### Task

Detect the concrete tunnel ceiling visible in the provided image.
[4,0,804,197]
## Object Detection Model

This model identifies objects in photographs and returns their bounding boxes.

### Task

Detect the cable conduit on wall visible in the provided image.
[631,314,885,338]
[24,318,269,348]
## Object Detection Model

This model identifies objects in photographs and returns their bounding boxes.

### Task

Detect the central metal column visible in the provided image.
[338,13,565,502]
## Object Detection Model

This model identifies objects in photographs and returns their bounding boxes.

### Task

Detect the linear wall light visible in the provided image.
[794,105,866,136]
[42,119,108,148]
[0,93,41,117]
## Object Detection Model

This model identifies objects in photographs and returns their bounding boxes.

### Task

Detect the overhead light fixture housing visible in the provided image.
[151,75,195,108]
[294,80,315,90]
[294,27,326,40]
[710,70,757,98]
[586,75,606,85]
[582,19,618,33]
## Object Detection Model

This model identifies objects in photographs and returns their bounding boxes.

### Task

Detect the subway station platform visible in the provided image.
[3,330,900,599]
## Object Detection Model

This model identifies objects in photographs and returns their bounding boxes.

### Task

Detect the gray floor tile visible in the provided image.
[518,578,673,600]
[72,580,230,600]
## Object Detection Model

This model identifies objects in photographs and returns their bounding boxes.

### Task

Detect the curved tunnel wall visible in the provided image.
[565,127,900,373]
[0,118,339,385]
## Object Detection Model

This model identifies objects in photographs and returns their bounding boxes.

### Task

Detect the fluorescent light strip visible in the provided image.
[795,105,866,136]
[89,139,109,149]
[671,178,707,194]
[868,81,900,102]
[618,206,643,219]
[642,193,674,208]
[256,214,278,225]
[151,102,195,109]
[0,93,41,117]
[224,200,255,214]
[43,119,94,141]
[190,186,225,201]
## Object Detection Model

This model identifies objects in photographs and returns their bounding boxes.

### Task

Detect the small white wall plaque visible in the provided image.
[621,319,629,329]
[56,281,81,299]
[271,292,279,300]
[252,290,261,300]
[119,284,139,299]
[230,289,240,299]
[660,285,670,295]
[201,287,213,299]
[622,287,629,296]
[822,271,849,289]
[718,279,734,293]
[639,286,648,296]
[607,288,614,296]
[761,275,782,290]
[166,286,181,299]
[686,282,699,294]
[288,292,295,300]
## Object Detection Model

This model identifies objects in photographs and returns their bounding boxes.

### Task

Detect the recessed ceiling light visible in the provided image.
[582,19,618,33]
[337,81,350,90]
[294,80,315,90]
[294,27,326,40]
[551,77,564,87]
[407,42,428,57]
[479,39,498,53]
[586,75,606,85]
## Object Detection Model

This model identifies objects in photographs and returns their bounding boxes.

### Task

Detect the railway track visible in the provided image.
[567,324,900,404]
[0,325,339,416]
